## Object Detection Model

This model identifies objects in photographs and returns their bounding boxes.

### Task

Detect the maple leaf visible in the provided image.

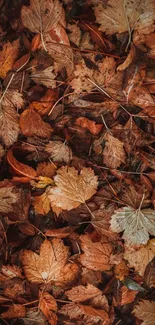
[133,300,155,325]
[1,304,26,319]
[91,0,155,36]
[21,0,65,35]
[0,39,20,79]
[39,292,58,325]
[0,186,20,213]
[124,239,155,276]
[20,108,53,138]
[103,133,126,169]
[21,239,78,285]
[0,90,24,147]
[79,235,113,271]
[48,166,98,211]
[110,206,155,246]
[45,141,73,164]
[66,284,101,303]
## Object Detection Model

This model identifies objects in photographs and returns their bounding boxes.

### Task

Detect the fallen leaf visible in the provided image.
[1,265,23,279]
[0,90,24,147]
[103,133,126,168]
[48,166,98,211]
[133,300,155,325]
[1,304,26,319]
[114,261,129,281]
[79,235,113,271]
[75,117,103,135]
[39,292,58,325]
[91,0,155,36]
[21,239,77,284]
[31,176,54,189]
[0,39,20,79]
[45,226,75,238]
[33,190,51,215]
[20,108,53,138]
[7,147,37,179]
[144,258,155,288]
[110,206,155,246]
[36,162,57,178]
[66,284,101,302]
[0,186,20,213]
[30,66,56,88]
[30,89,58,116]
[45,141,73,164]
[117,45,136,71]
[23,309,47,325]
[3,279,25,299]
[124,239,155,276]
[113,286,138,306]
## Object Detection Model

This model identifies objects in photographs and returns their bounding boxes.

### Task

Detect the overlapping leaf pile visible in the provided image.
[0,0,155,324]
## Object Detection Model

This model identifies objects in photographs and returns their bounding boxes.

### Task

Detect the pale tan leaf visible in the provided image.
[103,133,126,168]
[39,292,57,325]
[91,0,155,35]
[66,284,101,303]
[21,0,65,34]
[33,191,51,215]
[0,39,20,79]
[0,186,20,213]
[124,239,155,276]
[0,90,24,147]
[48,166,98,211]
[21,239,77,285]
[79,235,113,271]
[1,304,26,319]
[23,309,47,325]
[31,66,56,88]
[110,207,155,246]
[133,300,155,325]
[45,141,73,164]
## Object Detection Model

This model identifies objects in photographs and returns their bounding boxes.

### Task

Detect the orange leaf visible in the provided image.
[39,292,58,325]
[75,117,103,135]
[7,147,37,179]
[1,304,26,319]
[30,89,58,116]
[45,226,76,238]
[19,107,53,138]
[31,33,41,52]
[0,39,20,79]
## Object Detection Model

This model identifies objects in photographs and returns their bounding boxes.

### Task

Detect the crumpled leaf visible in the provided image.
[66,284,101,303]
[124,239,155,276]
[91,0,155,36]
[0,186,20,213]
[110,206,155,245]
[79,235,113,271]
[103,133,126,168]
[21,0,65,34]
[0,39,20,79]
[0,90,24,147]
[21,239,78,285]
[48,166,98,211]
[39,292,58,325]
[133,300,155,325]
[45,141,73,164]
[20,108,53,138]
[1,304,26,319]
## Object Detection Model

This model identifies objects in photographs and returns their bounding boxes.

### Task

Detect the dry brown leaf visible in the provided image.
[103,133,126,168]
[81,268,102,286]
[90,294,109,311]
[21,239,78,285]
[33,189,51,215]
[0,186,20,213]
[0,90,24,147]
[66,284,101,303]
[21,0,65,35]
[45,226,75,238]
[23,309,47,325]
[75,117,103,135]
[39,292,58,325]
[91,0,155,36]
[30,89,58,116]
[30,66,56,88]
[79,235,113,271]
[113,286,138,306]
[48,166,98,211]
[1,265,23,279]
[1,304,26,319]
[117,45,136,71]
[144,258,155,288]
[20,108,53,138]
[114,261,129,281]
[36,162,57,178]
[0,39,20,79]
[133,300,155,325]
[124,239,155,276]
[7,147,37,179]
[45,141,73,164]
[110,206,155,246]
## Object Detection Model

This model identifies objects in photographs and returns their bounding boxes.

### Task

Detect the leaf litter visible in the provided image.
[0,0,155,324]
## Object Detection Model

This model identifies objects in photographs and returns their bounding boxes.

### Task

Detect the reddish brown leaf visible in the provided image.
[7,147,37,179]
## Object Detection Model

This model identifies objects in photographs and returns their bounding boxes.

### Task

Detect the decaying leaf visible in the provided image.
[133,300,155,325]
[110,206,155,245]
[66,284,101,303]
[48,166,98,211]
[103,133,126,168]
[0,90,24,147]
[20,108,53,138]
[124,239,155,276]
[30,66,56,88]
[0,39,20,79]
[45,141,73,163]
[21,239,78,285]
[79,235,113,271]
